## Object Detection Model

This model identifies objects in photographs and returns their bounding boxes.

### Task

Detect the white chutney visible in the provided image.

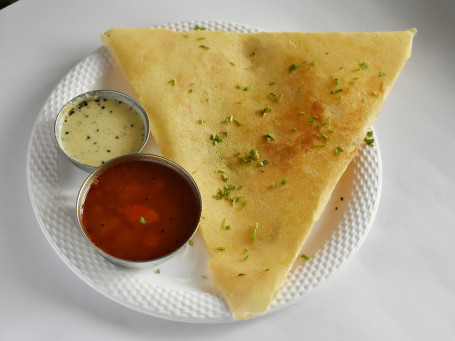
[59,97,146,167]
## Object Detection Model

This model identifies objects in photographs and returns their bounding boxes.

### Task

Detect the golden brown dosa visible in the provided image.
[101,27,415,320]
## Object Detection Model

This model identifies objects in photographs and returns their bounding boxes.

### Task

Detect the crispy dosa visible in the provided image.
[101,27,415,320]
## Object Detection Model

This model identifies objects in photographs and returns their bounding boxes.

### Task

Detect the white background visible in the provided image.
[1,0,454,340]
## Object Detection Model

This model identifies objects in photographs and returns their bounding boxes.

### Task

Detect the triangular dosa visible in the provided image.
[101,27,415,320]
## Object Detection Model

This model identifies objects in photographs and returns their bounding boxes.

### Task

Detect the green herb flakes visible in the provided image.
[268,92,284,103]
[237,149,259,163]
[262,105,273,116]
[222,218,232,231]
[199,45,210,50]
[316,134,330,142]
[197,37,206,40]
[259,160,269,167]
[238,273,246,277]
[217,247,226,251]
[265,133,277,142]
[364,130,375,146]
[335,146,343,155]
[201,275,208,279]
[139,216,147,224]
[253,222,259,241]
[156,269,161,274]
[188,240,194,246]
[199,119,206,124]
[301,253,310,260]
[221,115,234,123]
[194,25,206,30]
[230,61,236,66]
[244,254,250,261]
[210,134,223,144]
[289,64,300,72]
[269,82,276,86]
[280,178,287,185]
[331,88,344,95]
[379,72,386,77]
[359,62,368,69]
[334,78,340,85]
[169,78,176,86]
[234,119,243,127]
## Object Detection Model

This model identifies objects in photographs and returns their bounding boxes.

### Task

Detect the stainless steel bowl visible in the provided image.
[54,90,150,172]
[76,153,202,269]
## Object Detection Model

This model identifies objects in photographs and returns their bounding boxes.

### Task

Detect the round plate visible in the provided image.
[27,20,382,323]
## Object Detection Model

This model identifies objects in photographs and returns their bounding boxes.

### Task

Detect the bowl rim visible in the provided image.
[54,89,150,172]
[76,153,203,268]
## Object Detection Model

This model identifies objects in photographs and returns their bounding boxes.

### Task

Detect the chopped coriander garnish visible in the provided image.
[301,253,310,260]
[194,25,206,30]
[199,45,210,50]
[289,64,300,72]
[265,133,276,142]
[271,182,276,189]
[334,78,340,85]
[139,216,147,224]
[268,92,284,103]
[234,119,243,127]
[262,105,273,116]
[359,62,368,69]
[364,130,375,146]
[243,86,252,91]
[269,82,276,86]
[243,248,248,254]
[259,160,269,167]
[237,149,259,163]
[210,134,223,144]
[244,254,250,261]
[199,119,206,124]
[169,78,176,86]
[156,269,161,274]
[201,275,208,279]
[372,90,378,96]
[379,72,386,77]
[299,111,305,115]
[314,144,327,148]
[251,51,256,56]
[222,218,232,231]
[292,127,298,131]
[188,239,194,246]
[188,88,194,93]
[308,114,318,125]
[352,68,361,72]
[316,133,330,142]
[280,178,287,185]
[335,146,343,155]
[238,273,246,277]
[230,61,236,66]
[238,99,246,104]
[265,268,270,272]
[217,246,226,251]
[197,37,206,40]
[253,222,259,241]
[331,88,344,94]
[221,115,234,123]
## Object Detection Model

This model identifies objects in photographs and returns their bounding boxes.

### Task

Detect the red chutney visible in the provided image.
[81,160,200,261]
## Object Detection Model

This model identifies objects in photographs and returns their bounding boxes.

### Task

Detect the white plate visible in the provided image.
[27,20,382,323]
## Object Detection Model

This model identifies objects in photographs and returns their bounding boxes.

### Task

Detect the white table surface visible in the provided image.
[1,0,454,339]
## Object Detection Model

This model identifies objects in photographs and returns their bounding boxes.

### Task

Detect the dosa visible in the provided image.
[101,27,415,320]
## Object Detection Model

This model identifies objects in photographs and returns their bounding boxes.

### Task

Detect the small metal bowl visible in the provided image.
[54,90,150,172]
[76,153,202,268]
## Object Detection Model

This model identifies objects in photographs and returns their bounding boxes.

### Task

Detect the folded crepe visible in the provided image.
[101,27,415,320]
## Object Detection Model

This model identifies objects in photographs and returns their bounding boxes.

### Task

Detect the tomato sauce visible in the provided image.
[81,160,200,261]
